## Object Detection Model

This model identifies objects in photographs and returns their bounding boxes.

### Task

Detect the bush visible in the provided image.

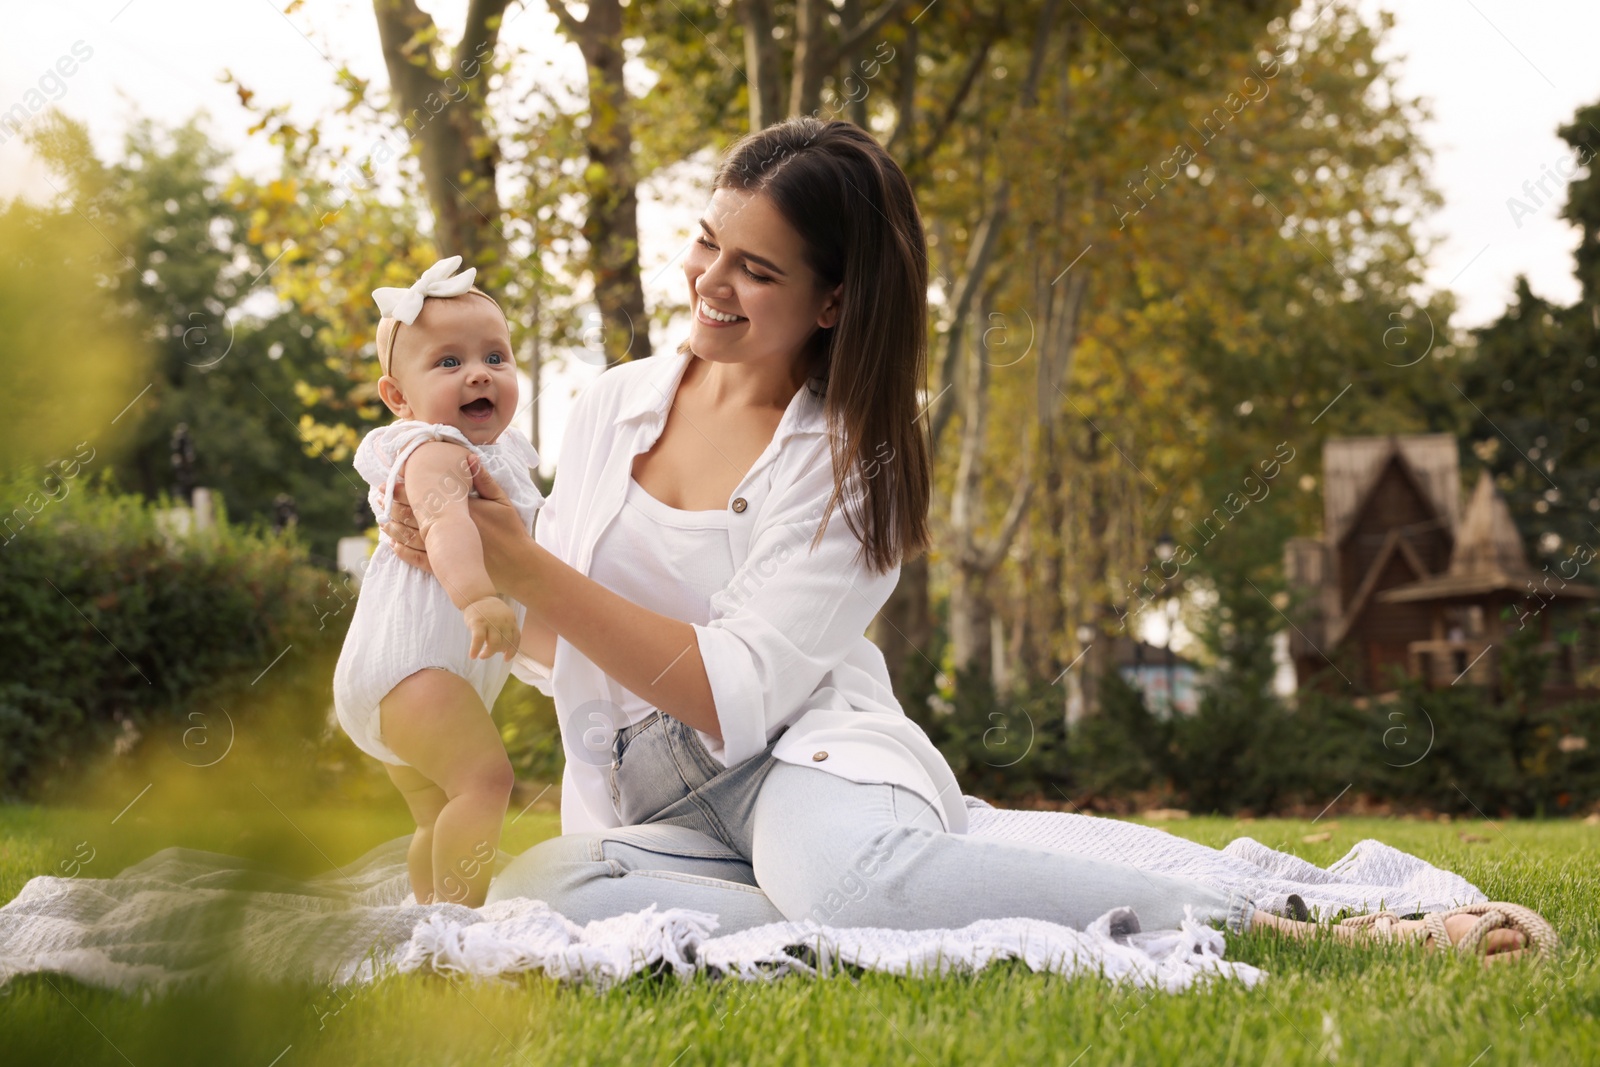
[921,663,1070,801]
[919,630,1600,815]
[1363,676,1600,817]
[1055,664,1600,817]
[494,676,565,788]
[0,468,340,800]
[1065,671,1167,800]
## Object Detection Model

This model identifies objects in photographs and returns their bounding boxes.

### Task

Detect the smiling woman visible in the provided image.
[358,117,1255,943]
[671,122,934,575]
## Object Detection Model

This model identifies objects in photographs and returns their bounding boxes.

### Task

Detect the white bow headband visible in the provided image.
[372,255,489,374]
[372,255,477,325]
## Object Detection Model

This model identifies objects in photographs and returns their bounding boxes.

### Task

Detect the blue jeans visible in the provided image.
[487,711,1255,936]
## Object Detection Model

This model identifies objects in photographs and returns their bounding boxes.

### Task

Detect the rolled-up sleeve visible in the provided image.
[691,438,900,765]
[509,484,561,696]
[508,386,588,699]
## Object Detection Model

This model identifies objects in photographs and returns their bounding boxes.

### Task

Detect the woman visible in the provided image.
[381,118,1537,960]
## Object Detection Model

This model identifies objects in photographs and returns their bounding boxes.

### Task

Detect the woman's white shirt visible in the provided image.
[584,475,737,764]
[511,346,967,836]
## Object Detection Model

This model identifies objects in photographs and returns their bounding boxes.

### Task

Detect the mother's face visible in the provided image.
[683,187,842,372]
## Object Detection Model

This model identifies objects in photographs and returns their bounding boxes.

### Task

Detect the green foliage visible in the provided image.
[923,663,1070,800]
[1370,675,1600,819]
[1167,671,1288,814]
[0,467,338,800]
[20,113,383,559]
[0,185,150,473]
[1457,101,1600,565]
[493,676,565,789]
[918,644,1600,814]
[1501,608,1557,710]
[1459,276,1599,565]
[1065,671,1170,800]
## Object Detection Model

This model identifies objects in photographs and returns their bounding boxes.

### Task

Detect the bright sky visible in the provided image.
[3,0,1598,471]
[1353,0,1599,325]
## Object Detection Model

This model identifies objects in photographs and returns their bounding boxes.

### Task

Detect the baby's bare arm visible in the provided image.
[402,441,500,611]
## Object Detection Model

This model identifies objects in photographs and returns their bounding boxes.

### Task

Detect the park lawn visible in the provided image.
[1,804,1596,1067]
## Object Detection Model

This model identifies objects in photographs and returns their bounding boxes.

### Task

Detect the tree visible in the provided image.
[1068,3,1450,706]
[907,1,1449,717]
[23,114,381,559]
[1459,100,1600,571]
[371,0,513,274]
[0,187,148,479]
[547,0,649,366]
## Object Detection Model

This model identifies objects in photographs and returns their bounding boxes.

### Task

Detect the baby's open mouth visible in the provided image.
[461,397,495,420]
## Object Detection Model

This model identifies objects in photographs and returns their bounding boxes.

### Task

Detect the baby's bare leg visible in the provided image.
[379,669,515,908]
[383,760,448,904]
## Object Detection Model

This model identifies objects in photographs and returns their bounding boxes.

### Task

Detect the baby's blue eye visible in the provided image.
[487,353,504,364]
[439,356,460,368]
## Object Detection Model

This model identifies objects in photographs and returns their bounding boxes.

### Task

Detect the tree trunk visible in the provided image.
[737,0,783,130]
[948,304,991,676]
[928,187,1008,451]
[1029,252,1088,677]
[947,284,1034,680]
[840,0,869,128]
[371,0,511,270]
[1028,24,1085,682]
[877,0,1052,699]
[786,0,911,118]
[949,558,994,681]
[550,0,649,365]
[788,0,826,118]
[1081,426,1112,716]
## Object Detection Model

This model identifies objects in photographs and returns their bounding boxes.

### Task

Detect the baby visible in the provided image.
[332,256,547,908]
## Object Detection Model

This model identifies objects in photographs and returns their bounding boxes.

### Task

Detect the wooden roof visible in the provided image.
[1378,471,1600,603]
[1324,434,1460,546]
[1450,470,1531,578]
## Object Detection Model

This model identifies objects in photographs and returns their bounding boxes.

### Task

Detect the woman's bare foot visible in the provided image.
[1252,910,1529,963]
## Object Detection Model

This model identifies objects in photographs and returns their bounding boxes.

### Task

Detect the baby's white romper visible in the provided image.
[333,420,545,766]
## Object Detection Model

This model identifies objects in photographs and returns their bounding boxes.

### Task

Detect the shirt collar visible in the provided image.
[617,346,829,443]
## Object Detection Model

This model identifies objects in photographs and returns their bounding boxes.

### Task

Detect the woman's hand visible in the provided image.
[463,455,536,594]
[379,482,433,575]
[380,455,533,595]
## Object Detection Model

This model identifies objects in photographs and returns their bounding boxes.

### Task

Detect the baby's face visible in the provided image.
[381,294,518,447]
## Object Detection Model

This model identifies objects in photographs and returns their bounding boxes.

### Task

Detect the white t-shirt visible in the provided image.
[585,475,736,765]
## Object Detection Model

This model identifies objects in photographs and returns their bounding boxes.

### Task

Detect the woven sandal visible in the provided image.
[1339,902,1559,960]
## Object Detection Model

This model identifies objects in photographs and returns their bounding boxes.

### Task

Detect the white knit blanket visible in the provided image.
[0,798,1485,996]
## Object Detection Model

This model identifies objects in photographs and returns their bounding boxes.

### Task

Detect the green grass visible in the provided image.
[2,804,1596,1066]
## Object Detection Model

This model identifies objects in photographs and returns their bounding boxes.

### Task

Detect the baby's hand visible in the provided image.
[463,596,520,661]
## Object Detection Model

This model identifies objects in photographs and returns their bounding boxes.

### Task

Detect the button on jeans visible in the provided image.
[487,713,1255,938]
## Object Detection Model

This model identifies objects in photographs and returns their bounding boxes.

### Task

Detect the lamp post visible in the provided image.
[272,493,298,534]
[170,423,197,507]
[1164,598,1180,714]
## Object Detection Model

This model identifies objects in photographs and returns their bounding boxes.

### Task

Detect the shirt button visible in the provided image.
[812,750,828,761]
[731,497,748,513]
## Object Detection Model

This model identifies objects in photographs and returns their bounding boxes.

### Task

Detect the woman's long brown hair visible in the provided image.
[703,117,933,575]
